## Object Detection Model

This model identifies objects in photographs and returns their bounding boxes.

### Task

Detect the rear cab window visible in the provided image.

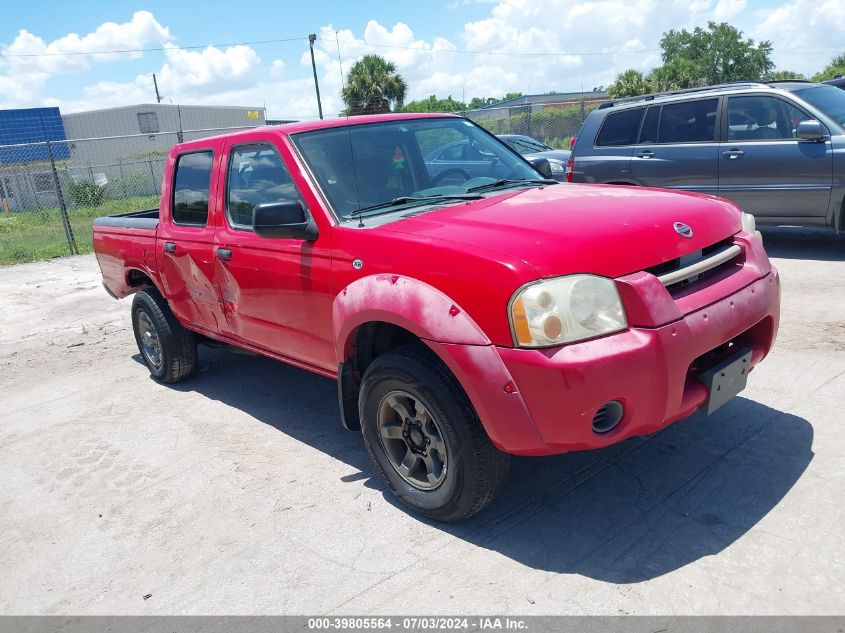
[172,151,213,226]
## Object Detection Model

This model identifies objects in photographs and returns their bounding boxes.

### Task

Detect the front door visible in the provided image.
[630,98,721,194]
[212,139,334,371]
[718,94,832,219]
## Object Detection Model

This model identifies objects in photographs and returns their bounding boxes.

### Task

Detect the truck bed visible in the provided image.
[93,209,160,299]
[93,208,159,229]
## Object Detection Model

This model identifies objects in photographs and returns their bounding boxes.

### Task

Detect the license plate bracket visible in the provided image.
[697,347,753,415]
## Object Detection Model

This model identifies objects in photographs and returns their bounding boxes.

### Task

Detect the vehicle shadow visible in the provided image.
[760,226,845,262]
[157,346,813,584]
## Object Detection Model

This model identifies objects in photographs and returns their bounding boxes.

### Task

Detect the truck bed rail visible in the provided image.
[93,209,159,230]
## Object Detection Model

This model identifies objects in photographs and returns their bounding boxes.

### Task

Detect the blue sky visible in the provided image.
[1,0,842,118]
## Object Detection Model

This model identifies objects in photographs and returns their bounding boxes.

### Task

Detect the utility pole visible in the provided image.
[308,34,324,119]
[153,74,162,103]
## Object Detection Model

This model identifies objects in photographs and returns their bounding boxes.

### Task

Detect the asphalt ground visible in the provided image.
[1,227,843,614]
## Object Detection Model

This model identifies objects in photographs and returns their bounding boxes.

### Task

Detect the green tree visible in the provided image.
[658,22,773,86]
[769,70,807,80]
[341,54,408,115]
[467,96,497,109]
[812,52,845,82]
[466,93,523,110]
[399,94,466,113]
[606,22,774,99]
[607,69,650,98]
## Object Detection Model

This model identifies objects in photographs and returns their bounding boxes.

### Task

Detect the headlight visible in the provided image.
[741,212,756,232]
[547,160,564,174]
[509,275,628,348]
[741,211,763,241]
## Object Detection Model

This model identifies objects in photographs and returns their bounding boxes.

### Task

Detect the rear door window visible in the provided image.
[639,106,660,144]
[596,108,645,146]
[172,151,213,226]
[658,99,718,143]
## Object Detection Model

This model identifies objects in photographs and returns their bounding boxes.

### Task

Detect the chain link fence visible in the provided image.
[0,126,262,265]
[0,99,606,265]
[464,98,606,148]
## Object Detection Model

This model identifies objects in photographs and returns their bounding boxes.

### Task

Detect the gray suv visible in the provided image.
[570,81,845,232]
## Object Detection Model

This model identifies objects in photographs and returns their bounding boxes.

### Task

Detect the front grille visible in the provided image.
[646,238,742,293]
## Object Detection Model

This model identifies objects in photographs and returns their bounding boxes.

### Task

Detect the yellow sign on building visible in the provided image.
[247,110,260,119]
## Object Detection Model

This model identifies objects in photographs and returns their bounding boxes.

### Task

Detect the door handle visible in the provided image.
[721,149,745,159]
[636,150,654,159]
[216,247,232,262]
[163,241,176,254]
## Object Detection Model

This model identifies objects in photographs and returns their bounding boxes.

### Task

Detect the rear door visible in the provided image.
[578,107,642,183]
[630,98,721,194]
[156,148,226,335]
[212,137,335,371]
[717,94,832,218]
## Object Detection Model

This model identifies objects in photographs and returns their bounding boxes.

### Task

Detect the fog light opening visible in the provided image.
[592,400,624,434]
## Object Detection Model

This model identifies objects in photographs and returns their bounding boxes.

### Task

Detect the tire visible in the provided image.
[359,343,509,521]
[131,288,197,384]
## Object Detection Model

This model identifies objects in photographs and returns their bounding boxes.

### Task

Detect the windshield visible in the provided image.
[793,85,845,127]
[506,137,553,154]
[291,117,544,221]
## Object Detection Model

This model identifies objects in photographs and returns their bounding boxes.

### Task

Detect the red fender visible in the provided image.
[333,274,491,358]
[333,274,548,454]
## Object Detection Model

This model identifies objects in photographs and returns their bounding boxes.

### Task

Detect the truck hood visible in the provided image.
[378,184,743,279]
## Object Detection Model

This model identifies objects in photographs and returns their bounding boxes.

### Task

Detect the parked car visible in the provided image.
[423,138,514,186]
[497,134,571,181]
[93,113,780,521]
[423,136,556,185]
[824,76,845,90]
[569,81,845,232]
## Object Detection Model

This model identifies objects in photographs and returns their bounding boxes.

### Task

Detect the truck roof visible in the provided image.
[173,112,462,152]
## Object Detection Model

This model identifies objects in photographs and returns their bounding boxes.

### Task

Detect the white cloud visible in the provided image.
[3,2,845,119]
[0,11,171,75]
[714,0,747,21]
[0,11,172,110]
[270,59,286,78]
[753,0,845,73]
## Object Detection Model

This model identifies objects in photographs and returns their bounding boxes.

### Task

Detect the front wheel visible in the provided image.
[131,288,197,384]
[359,344,509,521]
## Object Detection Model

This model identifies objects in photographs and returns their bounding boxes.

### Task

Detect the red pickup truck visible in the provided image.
[94,113,780,521]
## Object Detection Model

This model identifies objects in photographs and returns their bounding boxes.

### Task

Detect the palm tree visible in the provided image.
[342,54,408,115]
[607,69,649,98]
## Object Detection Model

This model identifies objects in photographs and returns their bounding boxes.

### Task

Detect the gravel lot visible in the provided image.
[1,228,843,615]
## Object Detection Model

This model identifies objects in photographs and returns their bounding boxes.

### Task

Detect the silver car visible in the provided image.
[570,81,845,233]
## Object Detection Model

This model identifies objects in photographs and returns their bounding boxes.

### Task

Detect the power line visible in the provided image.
[2,32,839,61]
[0,36,307,58]
[330,37,844,58]
[331,38,660,57]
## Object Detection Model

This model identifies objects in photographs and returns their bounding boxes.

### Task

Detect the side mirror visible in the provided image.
[796,119,826,141]
[530,157,553,179]
[253,200,318,240]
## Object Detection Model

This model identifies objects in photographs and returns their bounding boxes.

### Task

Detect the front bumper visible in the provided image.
[499,268,780,453]
[429,263,780,456]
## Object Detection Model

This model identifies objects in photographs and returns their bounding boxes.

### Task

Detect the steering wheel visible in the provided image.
[430,169,470,188]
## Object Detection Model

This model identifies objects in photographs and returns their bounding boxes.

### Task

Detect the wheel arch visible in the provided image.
[332,275,546,454]
[333,274,491,432]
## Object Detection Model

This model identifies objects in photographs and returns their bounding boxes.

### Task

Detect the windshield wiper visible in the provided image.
[465,178,558,193]
[348,194,483,225]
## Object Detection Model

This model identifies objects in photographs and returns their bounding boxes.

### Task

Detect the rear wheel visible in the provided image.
[131,288,197,384]
[359,344,509,521]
